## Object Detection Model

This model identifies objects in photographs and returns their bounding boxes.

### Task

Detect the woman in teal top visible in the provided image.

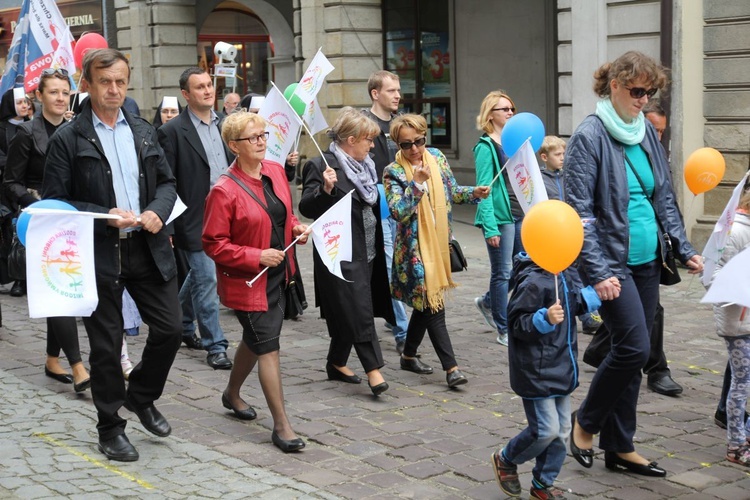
[564,51,703,478]
[472,90,516,346]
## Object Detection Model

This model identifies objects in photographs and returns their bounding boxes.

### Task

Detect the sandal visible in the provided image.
[727,444,750,467]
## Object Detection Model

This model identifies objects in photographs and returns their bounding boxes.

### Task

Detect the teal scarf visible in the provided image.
[595,98,645,145]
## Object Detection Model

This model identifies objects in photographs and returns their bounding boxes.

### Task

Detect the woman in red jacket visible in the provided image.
[203,112,309,453]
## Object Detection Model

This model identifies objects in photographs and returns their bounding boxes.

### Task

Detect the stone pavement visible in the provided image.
[0,204,746,499]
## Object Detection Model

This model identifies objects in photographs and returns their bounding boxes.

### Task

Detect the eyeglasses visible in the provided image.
[234,131,269,144]
[41,68,69,77]
[492,107,516,113]
[625,86,658,99]
[398,137,426,150]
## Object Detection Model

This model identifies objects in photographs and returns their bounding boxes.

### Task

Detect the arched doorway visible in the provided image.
[198,4,272,110]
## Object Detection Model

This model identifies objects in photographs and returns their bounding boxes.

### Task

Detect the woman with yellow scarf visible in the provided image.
[384,114,489,388]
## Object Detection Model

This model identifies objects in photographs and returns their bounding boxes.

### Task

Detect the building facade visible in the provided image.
[0,0,747,247]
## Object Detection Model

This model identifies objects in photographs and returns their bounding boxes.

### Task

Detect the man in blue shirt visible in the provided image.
[158,67,234,370]
[43,49,181,462]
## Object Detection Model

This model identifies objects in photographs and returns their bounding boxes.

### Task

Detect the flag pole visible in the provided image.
[488,136,532,188]
[245,190,354,287]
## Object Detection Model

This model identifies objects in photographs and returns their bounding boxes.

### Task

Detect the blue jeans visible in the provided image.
[503,396,571,487]
[383,216,408,342]
[179,249,228,354]
[513,217,525,257]
[577,259,659,452]
[482,223,514,335]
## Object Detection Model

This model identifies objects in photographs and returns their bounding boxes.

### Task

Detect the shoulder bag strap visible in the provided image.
[222,171,292,281]
[622,152,671,252]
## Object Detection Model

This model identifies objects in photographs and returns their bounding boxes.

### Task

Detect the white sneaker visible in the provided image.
[474,297,497,329]
[496,333,509,346]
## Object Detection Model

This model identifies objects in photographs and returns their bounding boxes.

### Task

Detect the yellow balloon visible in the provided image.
[521,200,584,274]
[684,147,725,195]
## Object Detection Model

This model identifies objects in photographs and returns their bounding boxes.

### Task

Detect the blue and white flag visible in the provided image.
[0,0,77,94]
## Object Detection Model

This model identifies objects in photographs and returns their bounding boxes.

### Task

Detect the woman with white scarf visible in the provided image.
[384,114,489,389]
[299,107,394,396]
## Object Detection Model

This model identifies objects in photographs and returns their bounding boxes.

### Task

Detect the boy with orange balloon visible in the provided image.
[490,246,601,499]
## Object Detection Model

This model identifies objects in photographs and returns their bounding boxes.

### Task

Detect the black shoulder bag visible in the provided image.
[223,172,307,318]
[623,153,681,286]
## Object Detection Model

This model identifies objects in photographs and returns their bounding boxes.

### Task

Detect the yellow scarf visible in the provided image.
[396,149,456,311]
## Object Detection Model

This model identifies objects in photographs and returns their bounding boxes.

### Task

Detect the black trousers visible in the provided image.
[83,233,181,440]
[46,316,82,365]
[404,307,458,371]
[584,302,669,380]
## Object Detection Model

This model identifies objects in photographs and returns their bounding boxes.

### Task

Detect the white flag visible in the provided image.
[49,19,77,80]
[259,85,301,164]
[293,49,334,104]
[25,213,98,318]
[701,246,750,309]
[310,190,353,281]
[301,98,328,135]
[505,139,548,214]
[701,171,750,287]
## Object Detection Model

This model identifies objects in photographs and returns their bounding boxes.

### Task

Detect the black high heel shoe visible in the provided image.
[569,410,594,468]
[326,362,361,384]
[222,392,257,420]
[604,451,666,477]
[369,381,388,396]
[272,431,305,453]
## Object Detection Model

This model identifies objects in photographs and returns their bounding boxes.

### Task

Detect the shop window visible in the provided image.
[383,0,452,150]
[198,8,272,110]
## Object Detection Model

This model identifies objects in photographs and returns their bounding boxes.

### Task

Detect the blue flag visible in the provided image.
[0,0,78,94]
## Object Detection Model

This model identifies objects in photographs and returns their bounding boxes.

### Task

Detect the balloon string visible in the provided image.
[554,273,559,304]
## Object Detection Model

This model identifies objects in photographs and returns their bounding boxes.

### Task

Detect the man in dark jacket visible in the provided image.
[360,70,410,354]
[158,67,233,370]
[43,49,181,462]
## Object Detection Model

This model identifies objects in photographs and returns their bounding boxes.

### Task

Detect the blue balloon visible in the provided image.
[17,199,77,247]
[500,112,546,157]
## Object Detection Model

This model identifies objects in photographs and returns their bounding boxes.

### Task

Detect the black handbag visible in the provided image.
[623,153,681,286]
[223,172,308,319]
[7,232,25,280]
[449,238,467,272]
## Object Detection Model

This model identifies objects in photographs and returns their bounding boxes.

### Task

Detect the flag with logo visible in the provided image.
[309,190,353,281]
[258,85,302,164]
[701,170,750,287]
[505,139,548,214]
[0,0,78,94]
[293,49,334,105]
[301,98,328,135]
[25,212,98,318]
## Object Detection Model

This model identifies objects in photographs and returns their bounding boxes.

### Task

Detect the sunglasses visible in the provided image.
[41,68,69,77]
[234,131,269,144]
[625,86,658,99]
[398,137,426,150]
[492,107,516,113]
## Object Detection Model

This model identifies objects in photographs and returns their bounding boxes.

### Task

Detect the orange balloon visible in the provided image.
[521,200,583,274]
[684,147,725,195]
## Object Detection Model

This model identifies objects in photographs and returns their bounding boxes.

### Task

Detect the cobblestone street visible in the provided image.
[0,205,743,499]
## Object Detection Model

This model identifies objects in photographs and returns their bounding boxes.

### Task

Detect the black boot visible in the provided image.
[10,280,26,297]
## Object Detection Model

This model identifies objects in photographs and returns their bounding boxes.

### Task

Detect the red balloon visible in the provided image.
[73,33,108,69]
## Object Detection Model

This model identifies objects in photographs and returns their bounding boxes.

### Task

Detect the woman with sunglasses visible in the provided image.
[3,68,91,392]
[203,111,308,452]
[472,90,519,347]
[565,51,702,477]
[299,107,393,396]
[384,114,489,388]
